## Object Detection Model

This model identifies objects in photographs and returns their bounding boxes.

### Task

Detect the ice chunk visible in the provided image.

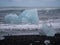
[5,9,39,24]
[5,14,19,24]
[41,23,56,36]
[19,9,39,24]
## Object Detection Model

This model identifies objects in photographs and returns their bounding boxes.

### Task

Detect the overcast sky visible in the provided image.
[0,0,60,7]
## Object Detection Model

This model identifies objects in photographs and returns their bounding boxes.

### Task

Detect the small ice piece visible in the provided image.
[44,40,50,45]
[19,9,39,24]
[5,14,19,24]
[41,23,56,36]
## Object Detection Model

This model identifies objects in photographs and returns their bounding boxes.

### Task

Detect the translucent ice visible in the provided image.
[41,23,56,36]
[19,9,39,24]
[5,9,39,24]
[5,14,19,24]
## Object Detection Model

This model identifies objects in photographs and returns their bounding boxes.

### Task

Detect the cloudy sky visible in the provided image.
[0,0,60,7]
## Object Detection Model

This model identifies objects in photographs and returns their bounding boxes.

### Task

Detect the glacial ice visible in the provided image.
[41,23,56,36]
[19,9,39,24]
[5,9,39,24]
[5,14,19,24]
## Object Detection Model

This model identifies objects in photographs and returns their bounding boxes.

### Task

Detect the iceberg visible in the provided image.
[19,9,39,24]
[41,23,56,36]
[5,14,19,24]
[5,9,39,24]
